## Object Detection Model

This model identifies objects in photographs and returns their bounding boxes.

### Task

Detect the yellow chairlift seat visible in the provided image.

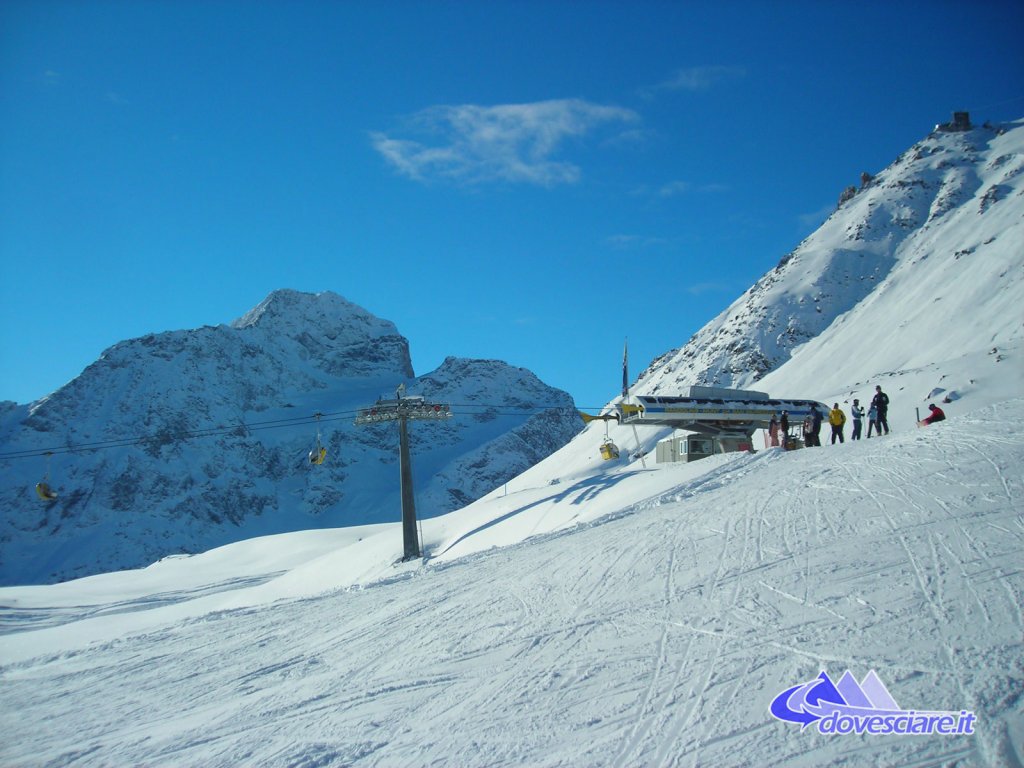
[35,481,58,502]
[35,452,58,501]
[308,412,327,465]
[599,439,620,461]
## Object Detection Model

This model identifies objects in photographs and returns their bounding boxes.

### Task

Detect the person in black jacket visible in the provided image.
[804,405,823,447]
[871,386,890,435]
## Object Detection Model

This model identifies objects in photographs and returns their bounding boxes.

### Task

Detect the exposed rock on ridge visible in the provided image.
[0,291,579,585]
[634,119,1024,396]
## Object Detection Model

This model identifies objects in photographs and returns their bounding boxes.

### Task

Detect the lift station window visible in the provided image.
[687,438,714,456]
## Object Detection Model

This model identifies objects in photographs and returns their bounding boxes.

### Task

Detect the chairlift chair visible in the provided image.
[35,452,58,501]
[309,412,327,465]
[598,417,620,460]
[600,438,620,461]
[35,481,58,502]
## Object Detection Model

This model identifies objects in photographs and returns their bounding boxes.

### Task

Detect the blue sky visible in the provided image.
[2,0,1022,411]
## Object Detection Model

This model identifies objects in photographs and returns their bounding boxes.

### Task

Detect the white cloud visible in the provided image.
[684,281,731,295]
[631,180,730,197]
[659,180,691,197]
[605,234,669,249]
[371,99,640,186]
[798,204,835,229]
[643,65,746,97]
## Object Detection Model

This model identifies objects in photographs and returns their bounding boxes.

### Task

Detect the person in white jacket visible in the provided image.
[850,399,864,440]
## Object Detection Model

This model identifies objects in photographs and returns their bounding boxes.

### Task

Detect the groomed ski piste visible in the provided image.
[1,389,1021,766]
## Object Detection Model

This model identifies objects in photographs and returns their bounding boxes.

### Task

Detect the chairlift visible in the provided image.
[308,412,327,465]
[599,419,620,461]
[35,452,58,502]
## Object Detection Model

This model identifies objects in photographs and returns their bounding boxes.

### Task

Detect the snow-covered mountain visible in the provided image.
[1,117,1022,767]
[0,290,580,585]
[636,117,1024,408]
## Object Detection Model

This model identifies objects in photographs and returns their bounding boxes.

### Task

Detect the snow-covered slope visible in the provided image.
[0,290,579,585]
[636,119,1024,406]
[1,400,1020,766]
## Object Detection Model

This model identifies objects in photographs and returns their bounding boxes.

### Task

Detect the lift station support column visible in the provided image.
[355,391,452,561]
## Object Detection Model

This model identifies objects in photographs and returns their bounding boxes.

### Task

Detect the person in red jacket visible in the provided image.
[919,403,946,426]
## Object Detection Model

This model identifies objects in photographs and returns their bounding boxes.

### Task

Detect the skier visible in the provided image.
[850,399,864,440]
[871,385,890,435]
[829,403,846,444]
[867,402,879,438]
[768,415,781,447]
[811,404,823,447]
[918,403,946,426]
[803,405,823,447]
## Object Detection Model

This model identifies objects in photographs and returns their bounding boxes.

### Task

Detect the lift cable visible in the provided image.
[0,401,610,462]
[0,408,361,461]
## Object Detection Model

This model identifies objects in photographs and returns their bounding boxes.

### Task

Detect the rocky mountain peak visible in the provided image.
[634,118,1023,397]
[0,292,580,585]
[231,289,395,339]
[229,289,414,381]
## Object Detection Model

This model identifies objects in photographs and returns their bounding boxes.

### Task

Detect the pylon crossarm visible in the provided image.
[354,398,451,425]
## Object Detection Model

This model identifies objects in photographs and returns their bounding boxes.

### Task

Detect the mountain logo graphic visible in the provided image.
[769,670,976,736]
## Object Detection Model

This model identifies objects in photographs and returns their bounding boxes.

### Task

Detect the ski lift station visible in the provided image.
[654,433,750,464]
[616,385,828,464]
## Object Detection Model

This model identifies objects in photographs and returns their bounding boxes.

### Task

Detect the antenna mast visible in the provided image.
[622,338,647,468]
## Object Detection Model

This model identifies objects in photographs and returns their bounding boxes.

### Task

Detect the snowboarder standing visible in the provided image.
[829,403,846,444]
[768,415,781,447]
[850,399,864,440]
[871,385,890,435]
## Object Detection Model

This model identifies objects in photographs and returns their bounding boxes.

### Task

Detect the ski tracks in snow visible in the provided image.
[831,427,1024,766]
[1,407,1022,766]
